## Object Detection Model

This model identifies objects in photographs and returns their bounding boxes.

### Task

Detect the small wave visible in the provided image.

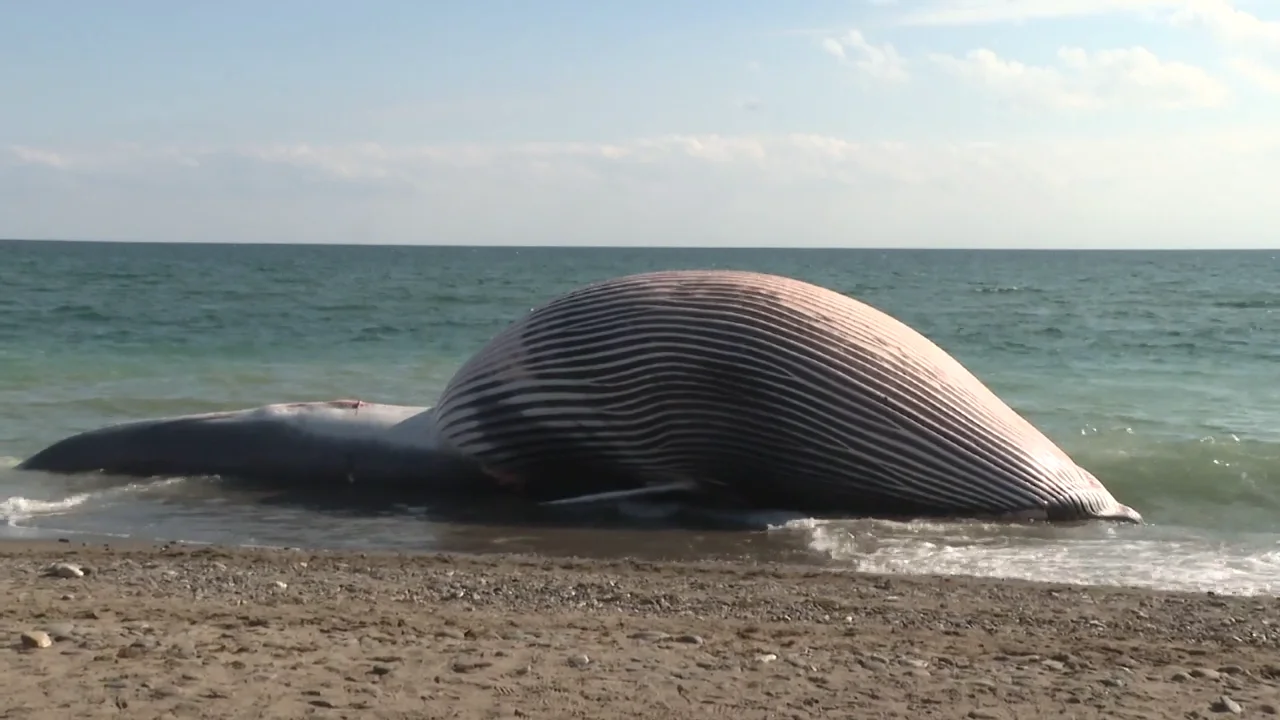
[352,324,405,342]
[47,304,112,321]
[0,493,94,526]
[769,517,1280,596]
[1214,298,1280,309]
[972,285,1039,294]
[1068,432,1280,531]
[0,477,188,528]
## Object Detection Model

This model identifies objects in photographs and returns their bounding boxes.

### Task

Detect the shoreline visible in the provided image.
[4,540,1280,718]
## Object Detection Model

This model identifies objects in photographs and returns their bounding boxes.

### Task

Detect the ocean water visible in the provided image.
[2,240,1279,595]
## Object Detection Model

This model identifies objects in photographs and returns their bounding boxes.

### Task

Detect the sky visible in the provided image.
[3,0,1280,248]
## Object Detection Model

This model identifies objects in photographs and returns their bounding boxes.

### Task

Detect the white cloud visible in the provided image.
[9,146,71,169]
[1169,0,1280,46]
[1228,56,1280,92]
[821,30,910,82]
[3,131,1280,248]
[895,0,1280,45]
[895,0,1185,26]
[931,46,1231,110]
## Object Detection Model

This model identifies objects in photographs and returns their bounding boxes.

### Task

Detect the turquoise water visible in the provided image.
[3,240,1279,594]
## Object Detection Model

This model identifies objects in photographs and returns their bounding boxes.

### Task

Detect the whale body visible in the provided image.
[19,270,1142,524]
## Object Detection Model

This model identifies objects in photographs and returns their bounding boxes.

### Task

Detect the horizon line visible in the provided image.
[1,237,1274,252]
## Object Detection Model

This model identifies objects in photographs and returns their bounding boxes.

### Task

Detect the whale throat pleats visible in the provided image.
[431,270,1141,523]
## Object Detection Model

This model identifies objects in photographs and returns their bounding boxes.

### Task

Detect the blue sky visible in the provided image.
[3,0,1280,247]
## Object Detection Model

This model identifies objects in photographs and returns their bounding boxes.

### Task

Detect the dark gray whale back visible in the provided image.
[431,269,1140,522]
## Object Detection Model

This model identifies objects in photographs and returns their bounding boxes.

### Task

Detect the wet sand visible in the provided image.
[3,539,1279,719]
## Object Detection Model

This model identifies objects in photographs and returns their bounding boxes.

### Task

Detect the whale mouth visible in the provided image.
[1047,501,1144,525]
[1032,487,1146,525]
[1101,503,1145,525]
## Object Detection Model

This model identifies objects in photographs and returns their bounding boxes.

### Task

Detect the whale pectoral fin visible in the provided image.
[538,480,701,508]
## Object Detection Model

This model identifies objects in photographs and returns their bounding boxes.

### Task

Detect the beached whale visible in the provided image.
[19,269,1142,523]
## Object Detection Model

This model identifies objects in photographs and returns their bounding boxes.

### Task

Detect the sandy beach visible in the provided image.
[2,540,1278,719]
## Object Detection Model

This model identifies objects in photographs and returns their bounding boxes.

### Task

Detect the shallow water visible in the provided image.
[3,241,1280,595]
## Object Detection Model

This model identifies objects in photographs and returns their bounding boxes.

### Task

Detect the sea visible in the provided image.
[2,240,1279,596]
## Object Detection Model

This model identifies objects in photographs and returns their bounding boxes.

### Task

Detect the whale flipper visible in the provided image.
[538,481,701,507]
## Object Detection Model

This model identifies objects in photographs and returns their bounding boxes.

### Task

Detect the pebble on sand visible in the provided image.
[4,541,1280,719]
[44,562,84,579]
[20,631,52,650]
[1211,695,1243,714]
